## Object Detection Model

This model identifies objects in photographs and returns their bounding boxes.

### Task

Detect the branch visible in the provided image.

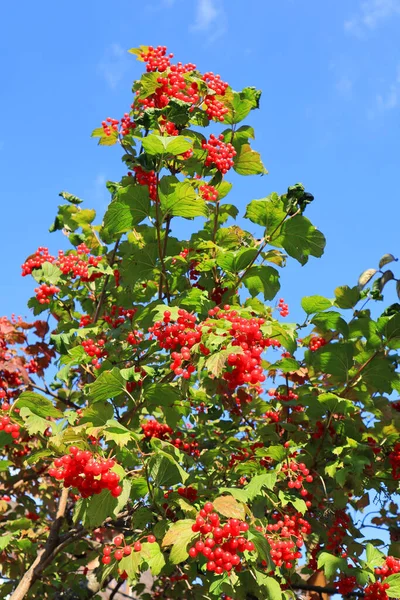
[9,487,69,600]
[289,582,364,597]
[26,382,79,410]
[93,238,121,323]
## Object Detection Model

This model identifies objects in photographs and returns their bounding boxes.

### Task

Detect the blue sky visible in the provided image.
[1,0,400,322]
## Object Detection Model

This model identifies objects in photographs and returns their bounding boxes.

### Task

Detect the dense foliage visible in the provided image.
[1,45,400,600]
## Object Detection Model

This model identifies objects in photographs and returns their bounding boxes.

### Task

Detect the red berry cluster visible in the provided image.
[34,284,60,305]
[137,61,198,110]
[389,443,400,479]
[101,113,136,137]
[131,166,157,201]
[229,441,266,469]
[149,309,200,379]
[202,72,229,96]
[326,510,350,553]
[189,502,254,574]
[204,95,228,121]
[126,366,147,391]
[26,358,39,374]
[81,338,108,369]
[264,410,281,423]
[309,336,327,352]
[102,305,136,329]
[126,330,143,346]
[334,575,357,595]
[49,446,122,499]
[177,486,198,502]
[376,556,400,577]
[278,298,289,317]
[179,248,190,260]
[79,315,93,327]
[365,582,391,600]
[101,117,119,136]
[199,184,219,202]
[160,118,179,136]
[120,113,135,136]
[282,459,313,500]
[0,414,20,441]
[22,245,103,283]
[140,45,174,72]
[142,419,172,441]
[264,512,311,569]
[141,419,200,457]
[268,387,299,403]
[57,244,103,282]
[363,558,400,600]
[202,134,236,174]
[102,535,134,565]
[204,307,280,390]
[21,247,55,276]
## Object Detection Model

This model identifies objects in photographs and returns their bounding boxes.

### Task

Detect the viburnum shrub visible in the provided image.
[0,44,400,600]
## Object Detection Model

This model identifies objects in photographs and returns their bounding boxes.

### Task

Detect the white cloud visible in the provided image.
[191,0,227,41]
[345,0,400,35]
[192,0,219,30]
[97,43,130,89]
[368,65,400,117]
[336,76,353,97]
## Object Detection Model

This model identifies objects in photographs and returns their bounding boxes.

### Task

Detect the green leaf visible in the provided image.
[148,453,188,488]
[205,347,243,377]
[14,392,63,418]
[0,533,13,551]
[79,403,114,427]
[142,134,192,156]
[162,519,197,564]
[103,202,133,236]
[118,552,140,582]
[19,408,51,435]
[379,253,397,269]
[8,518,32,532]
[59,191,83,205]
[358,268,377,289]
[248,529,274,569]
[223,91,254,125]
[245,472,277,500]
[317,552,348,578]
[159,177,207,219]
[301,295,332,314]
[130,477,149,500]
[144,383,180,407]
[366,543,385,568]
[245,195,286,234]
[233,144,267,176]
[361,353,395,393]
[233,248,259,272]
[385,574,400,598]
[87,368,126,402]
[280,215,326,265]
[256,573,282,600]
[98,129,118,146]
[73,479,130,528]
[141,541,165,575]
[243,265,280,300]
[213,495,246,520]
[312,311,349,337]
[32,262,62,285]
[310,343,354,379]
[116,184,150,225]
[264,322,297,354]
[334,285,360,309]
[104,419,134,447]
